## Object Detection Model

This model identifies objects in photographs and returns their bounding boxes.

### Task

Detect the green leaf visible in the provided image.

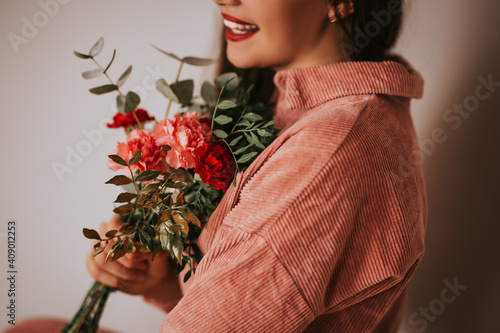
[135,170,161,182]
[108,154,128,167]
[250,131,265,149]
[117,65,132,87]
[215,72,239,91]
[183,270,192,283]
[237,119,252,128]
[150,44,182,61]
[257,129,273,137]
[73,51,92,59]
[242,112,263,122]
[129,150,141,166]
[114,192,137,203]
[201,81,217,105]
[243,84,254,105]
[212,129,228,139]
[112,237,129,261]
[158,222,170,250]
[182,56,217,66]
[83,228,101,240]
[113,203,134,215]
[171,80,194,105]
[217,100,237,110]
[237,151,258,164]
[138,228,154,252]
[105,230,118,238]
[214,115,233,125]
[116,95,126,114]
[104,49,116,73]
[82,69,103,79]
[89,37,104,57]
[175,262,185,276]
[139,182,161,195]
[233,143,252,155]
[156,78,179,103]
[105,175,133,186]
[124,91,141,114]
[261,120,278,128]
[89,84,118,95]
[229,136,243,146]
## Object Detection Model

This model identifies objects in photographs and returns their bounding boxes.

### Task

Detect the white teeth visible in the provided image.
[223,19,258,32]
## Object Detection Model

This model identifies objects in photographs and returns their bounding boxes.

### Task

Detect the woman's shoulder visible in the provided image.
[225,92,424,234]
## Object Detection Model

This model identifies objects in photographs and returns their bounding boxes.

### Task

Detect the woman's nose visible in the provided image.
[212,0,240,6]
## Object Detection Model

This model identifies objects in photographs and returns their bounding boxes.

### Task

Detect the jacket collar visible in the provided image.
[273,54,424,110]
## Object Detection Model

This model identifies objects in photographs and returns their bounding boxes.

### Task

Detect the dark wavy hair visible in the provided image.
[217,0,404,104]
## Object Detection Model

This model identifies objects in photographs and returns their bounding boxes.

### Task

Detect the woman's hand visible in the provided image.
[86,214,183,312]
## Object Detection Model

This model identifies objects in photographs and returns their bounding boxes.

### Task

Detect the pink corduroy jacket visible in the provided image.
[161,55,427,333]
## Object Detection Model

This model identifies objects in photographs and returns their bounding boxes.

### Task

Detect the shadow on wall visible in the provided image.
[400,2,500,332]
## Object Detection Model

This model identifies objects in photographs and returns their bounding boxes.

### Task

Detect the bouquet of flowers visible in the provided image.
[62,37,278,333]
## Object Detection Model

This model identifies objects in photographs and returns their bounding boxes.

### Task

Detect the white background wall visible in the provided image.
[1,0,499,332]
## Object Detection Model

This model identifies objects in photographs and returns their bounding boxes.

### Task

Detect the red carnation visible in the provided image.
[194,143,236,192]
[107,109,155,129]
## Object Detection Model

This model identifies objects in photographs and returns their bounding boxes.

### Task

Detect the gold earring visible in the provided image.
[329,14,337,23]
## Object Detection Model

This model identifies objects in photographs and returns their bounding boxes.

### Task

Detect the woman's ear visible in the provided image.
[327,0,355,22]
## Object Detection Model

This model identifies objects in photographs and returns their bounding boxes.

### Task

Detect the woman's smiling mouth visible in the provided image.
[222,13,260,42]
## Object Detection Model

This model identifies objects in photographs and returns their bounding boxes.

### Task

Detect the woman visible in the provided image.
[7,0,426,332]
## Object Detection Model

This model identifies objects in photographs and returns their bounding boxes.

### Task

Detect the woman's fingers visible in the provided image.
[86,251,126,289]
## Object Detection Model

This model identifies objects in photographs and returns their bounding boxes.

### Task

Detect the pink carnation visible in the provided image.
[107,129,166,174]
[152,111,211,169]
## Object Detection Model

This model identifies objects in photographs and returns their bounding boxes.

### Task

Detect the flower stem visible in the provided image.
[165,60,184,120]
[91,57,143,129]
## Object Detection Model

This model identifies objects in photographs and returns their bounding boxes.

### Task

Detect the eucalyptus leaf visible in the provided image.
[117,65,132,87]
[89,37,104,57]
[73,51,92,59]
[201,81,217,105]
[156,78,179,103]
[215,72,239,91]
[237,151,258,164]
[171,80,194,105]
[182,56,217,66]
[150,44,182,61]
[116,95,126,114]
[212,129,228,139]
[108,154,128,167]
[214,115,233,125]
[217,100,237,110]
[82,68,103,80]
[89,84,118,95]
[229,135,243,146]
[124,91,140,114]
[104,49,116,73]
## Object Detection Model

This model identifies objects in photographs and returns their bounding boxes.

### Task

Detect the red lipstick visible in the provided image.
[222,13,259,42]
